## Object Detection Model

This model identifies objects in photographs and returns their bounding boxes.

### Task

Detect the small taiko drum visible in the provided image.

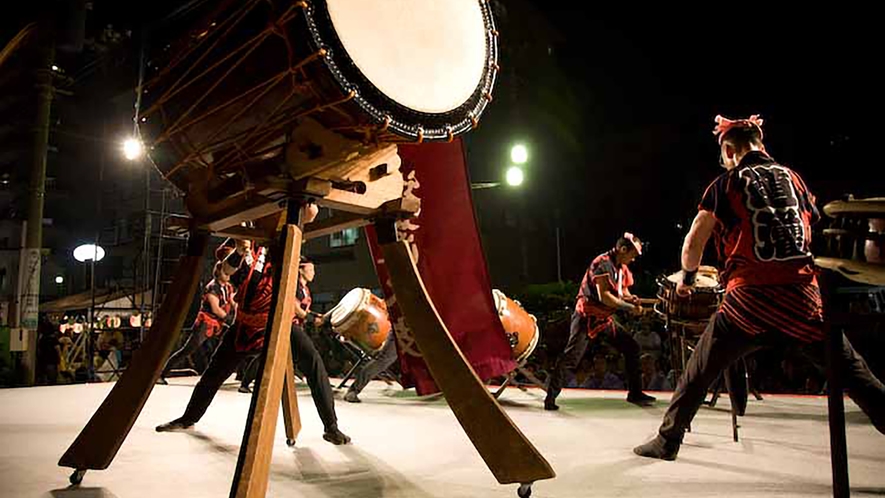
[330,288,392,354]
[656,266,724,324]
[492,289,540,364]
[817,197,885,286]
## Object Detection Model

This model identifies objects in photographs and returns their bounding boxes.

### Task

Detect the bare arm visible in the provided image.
[205,293,227,320]
[681,210,717,272]
[595,280,639,314]
[291,298,309,321]
[222,240,250,276]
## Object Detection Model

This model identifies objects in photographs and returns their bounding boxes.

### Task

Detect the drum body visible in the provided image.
[867,218,885,264]
[492,289,540,364]
[330,288,392,353]
[816,197,885,286]
[139,0,498,219]
[656,266,723,323]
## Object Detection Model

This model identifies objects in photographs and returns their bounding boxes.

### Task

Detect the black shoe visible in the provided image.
[156,418,193,432]
[627,392,656,406]
[238,385,251,394]
[343,391,361,403]
[543,399,559,411]
[323,428,351,445]
[634,434,680,461]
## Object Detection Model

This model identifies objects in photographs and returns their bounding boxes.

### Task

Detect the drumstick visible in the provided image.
[638,298,659,306]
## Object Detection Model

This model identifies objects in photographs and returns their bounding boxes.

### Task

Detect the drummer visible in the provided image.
[635,115,885,461]
[156,205,351,446]
[343,333,397,403]
[545,233,657,410]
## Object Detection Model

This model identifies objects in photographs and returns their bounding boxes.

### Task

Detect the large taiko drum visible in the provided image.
[139,0,498,217]
[329,288,392,353]
[655,266,724,324]
[492,289,540,364]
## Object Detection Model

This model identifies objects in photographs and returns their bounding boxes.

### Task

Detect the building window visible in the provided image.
[330,227,359,248]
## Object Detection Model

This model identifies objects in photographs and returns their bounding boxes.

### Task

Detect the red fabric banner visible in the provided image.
[365,140,516,395]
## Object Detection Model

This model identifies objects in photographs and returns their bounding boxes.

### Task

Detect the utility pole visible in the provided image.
[20,17,56,385]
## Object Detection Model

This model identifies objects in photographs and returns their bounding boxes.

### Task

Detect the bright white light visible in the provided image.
[73,244,105,263]
[505,166,524,187]
[55,276,64,284]
[510,144,528,164]
[122,138,144,161]
[51,65,59,72]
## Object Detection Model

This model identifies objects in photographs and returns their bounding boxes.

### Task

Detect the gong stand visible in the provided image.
[814,197,885,498]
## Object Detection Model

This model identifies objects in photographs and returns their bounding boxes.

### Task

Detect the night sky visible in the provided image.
[468,6,882,287]
[4,3,882,292]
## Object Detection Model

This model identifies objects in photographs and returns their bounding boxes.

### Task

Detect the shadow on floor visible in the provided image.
[47,486,120,498]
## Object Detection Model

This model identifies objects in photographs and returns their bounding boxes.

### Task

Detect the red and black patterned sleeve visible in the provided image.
[590,257,617,290]
[205,281,223,298]
[699,173,738,228]
[790,170,820,225]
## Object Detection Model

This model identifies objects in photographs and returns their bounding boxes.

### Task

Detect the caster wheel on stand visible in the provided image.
[69,469,86,486]
[517,483,532,497]
[286,439,296,447]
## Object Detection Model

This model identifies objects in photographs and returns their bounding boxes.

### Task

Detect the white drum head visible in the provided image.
[327,0,488,114]
[491,289,506,315]
[666,271,718,289]
[331,288,366,327]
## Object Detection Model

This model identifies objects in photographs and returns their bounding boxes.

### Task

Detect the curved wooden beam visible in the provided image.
[59,232,209,471]
[380,240,555,485]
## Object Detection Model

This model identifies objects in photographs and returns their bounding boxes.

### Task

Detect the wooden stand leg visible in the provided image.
[518,367,548,392]
[821,271,851,498]
[492,371,516,399]
[59,232,209,472]
[282,354,302,447]
[380,239,555,485]
[230,212,303,498]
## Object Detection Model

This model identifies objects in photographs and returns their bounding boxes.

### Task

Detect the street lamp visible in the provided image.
[55,275,64,284]
[73,244,105,262]
[510,144,528,164]
[505,166,524,187]
[74,243,105,381]
[122,137,144,161]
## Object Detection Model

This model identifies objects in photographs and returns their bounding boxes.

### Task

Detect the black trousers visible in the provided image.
[239,353,260,389]
[348,332,398,395]
[546,312,643,401]
[180,323,339,432]
[163,323,209,376]
[659,310,885,441]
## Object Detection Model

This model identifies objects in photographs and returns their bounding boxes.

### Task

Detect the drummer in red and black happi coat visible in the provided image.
[156,206,351,445]
[160,261,236,380]
[635,115,885,461]
[545,233,657,411]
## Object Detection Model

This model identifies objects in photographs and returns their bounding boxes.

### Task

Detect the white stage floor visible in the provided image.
[1,378,884,497]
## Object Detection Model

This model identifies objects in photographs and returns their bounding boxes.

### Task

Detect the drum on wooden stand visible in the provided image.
[139,0,500,224]
[654,266,724,382]
[329,288,392,354]
[492,289,540,365]
[655,266,723,326]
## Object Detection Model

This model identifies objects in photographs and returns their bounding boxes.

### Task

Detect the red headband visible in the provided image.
[713,114,764,144]
[624,232,642,255]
